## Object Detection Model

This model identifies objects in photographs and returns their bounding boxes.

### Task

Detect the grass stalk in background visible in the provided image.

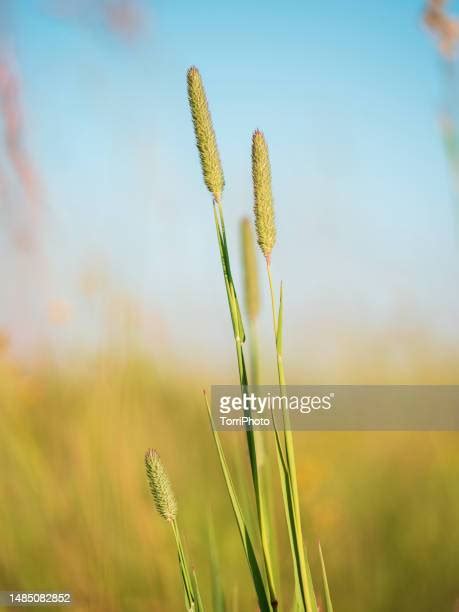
[207,516,227,612]
[240,217,261,385]
[144,449,203,611]
[318,543,333,612]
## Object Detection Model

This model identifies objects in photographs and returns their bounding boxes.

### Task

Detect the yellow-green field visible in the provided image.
[1,338,458,612]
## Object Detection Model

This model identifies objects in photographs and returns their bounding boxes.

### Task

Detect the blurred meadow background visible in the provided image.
[1,1,459,610]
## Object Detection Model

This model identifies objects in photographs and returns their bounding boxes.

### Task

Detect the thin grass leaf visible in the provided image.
[272,425,306,610]
[191,569,205,612]
[216,200,246,344]
[266,263,319,612]
[204,392,271,612]
[213,205,247,366]
[208,517,227,612]
[318,543,334,612]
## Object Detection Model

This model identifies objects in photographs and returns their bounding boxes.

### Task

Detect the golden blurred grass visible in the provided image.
[0,335,458,611]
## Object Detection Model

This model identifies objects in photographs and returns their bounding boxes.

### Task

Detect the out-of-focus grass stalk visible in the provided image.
[208,516,227,612]
[318,543,333,612]
[252,129,319,612]
[188,66,276,611]
[240,217,261,385]
[145,449,203,611]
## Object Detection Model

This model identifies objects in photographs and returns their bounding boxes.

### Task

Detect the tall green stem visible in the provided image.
[171,519,200,611]
[213,198,278,609]
[266,262,318,612]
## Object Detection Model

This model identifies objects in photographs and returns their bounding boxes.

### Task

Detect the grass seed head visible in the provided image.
[252,129,276,261]
[240,217,260,320]
[145,449,177,522]
[187,66,225,201]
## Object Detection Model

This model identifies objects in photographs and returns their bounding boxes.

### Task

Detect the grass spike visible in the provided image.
[187,66,225,201]
[252,130,276,261]
[145,449,177,522]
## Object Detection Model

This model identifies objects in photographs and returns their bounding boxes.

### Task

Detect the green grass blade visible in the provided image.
[191,569,205,612]
[213,205,241,344]
[267,264,319,612]
[208,516,227,612]
[215,200,246,344]
[318,543,333,612]
[204,392,271,612]
[273,432,305,610]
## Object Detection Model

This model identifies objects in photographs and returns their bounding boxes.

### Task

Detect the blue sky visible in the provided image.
[1,0,459,362]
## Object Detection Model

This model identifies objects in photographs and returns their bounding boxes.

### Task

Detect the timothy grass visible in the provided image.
[252,129,276,263]
[140,64,459,611]
[187,64,277,611]
[184,64,331,611]
[145,449,203,611]
[145,449,177,523]
[1,67,459,612]
[253,128,320,612]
